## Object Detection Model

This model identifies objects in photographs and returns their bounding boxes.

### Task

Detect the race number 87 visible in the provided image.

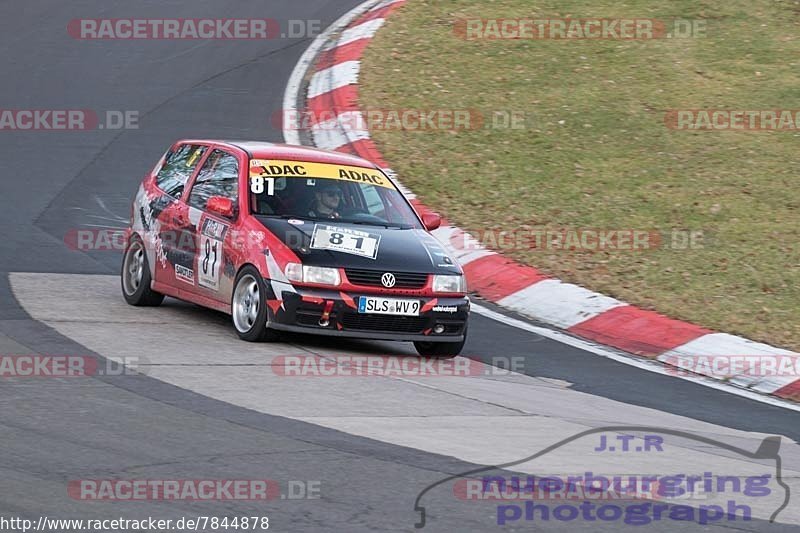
[202,239,218,276]
[250,177,275,195]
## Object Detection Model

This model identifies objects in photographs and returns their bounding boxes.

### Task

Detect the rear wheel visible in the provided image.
[121,236,164,306]
[232,266,280,342]
[413,325,467,357]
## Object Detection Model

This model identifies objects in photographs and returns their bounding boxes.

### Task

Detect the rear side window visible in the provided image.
[187,149,239,213]
[155,144,207,198]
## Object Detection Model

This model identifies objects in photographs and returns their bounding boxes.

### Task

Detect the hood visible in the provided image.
[255,216,461,274]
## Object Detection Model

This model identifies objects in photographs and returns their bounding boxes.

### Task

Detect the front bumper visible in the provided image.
[273,287,469,343]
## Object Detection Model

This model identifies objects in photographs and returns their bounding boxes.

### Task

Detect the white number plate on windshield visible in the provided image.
[310,224,380,259]
[358,296,421,316]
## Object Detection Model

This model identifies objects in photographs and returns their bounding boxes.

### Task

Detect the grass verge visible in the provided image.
[360,0,800,350]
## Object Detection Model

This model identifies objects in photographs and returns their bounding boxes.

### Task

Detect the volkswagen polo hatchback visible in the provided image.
[121,140,469,356]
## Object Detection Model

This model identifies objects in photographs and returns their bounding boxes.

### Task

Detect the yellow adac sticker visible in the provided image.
[249,159,394,190]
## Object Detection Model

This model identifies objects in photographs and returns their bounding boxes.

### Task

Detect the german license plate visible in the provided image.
[358,296,421,316]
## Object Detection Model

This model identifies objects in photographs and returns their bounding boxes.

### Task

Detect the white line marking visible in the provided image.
[336,18,386,48]
[370,0,405,11]
[659,333,799,393]
[497,279,625,329]
[307,61,361,99]
[283,0,385,146]
[471,302,800,413]
[312,111,372,150]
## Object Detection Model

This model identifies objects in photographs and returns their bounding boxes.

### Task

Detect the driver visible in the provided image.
[309,182,343,219]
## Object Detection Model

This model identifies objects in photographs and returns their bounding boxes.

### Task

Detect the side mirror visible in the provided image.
[207,196,235,219]
[421,212,441,231]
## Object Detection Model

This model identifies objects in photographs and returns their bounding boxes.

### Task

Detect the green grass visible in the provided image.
[360,0,800,350]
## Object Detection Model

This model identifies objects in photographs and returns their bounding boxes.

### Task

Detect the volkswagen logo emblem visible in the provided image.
[381,273,396,288]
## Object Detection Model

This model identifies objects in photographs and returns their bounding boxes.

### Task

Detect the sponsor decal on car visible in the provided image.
[422,240,457,268]
[175,264,194,285]
[197,217,229,291]
[432,305,459,313]
[310,224,381,260]
[249,159,395,190]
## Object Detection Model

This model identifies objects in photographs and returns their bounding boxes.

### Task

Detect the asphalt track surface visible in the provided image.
[1,1,799,532]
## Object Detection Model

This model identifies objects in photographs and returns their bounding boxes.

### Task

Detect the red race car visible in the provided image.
[121,140,469,356]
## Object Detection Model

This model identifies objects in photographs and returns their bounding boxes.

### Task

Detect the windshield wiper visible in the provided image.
[345,220,412,229]
[258,214,327,222]
[257,213,413,229]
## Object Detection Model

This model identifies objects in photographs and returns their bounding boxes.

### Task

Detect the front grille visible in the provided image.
[344,268,429,289]
[341,313,428,333]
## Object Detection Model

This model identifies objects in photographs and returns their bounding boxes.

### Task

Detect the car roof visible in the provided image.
[176,139,379,169]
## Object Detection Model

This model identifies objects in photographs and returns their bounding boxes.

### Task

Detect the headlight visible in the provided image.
[285,263,341,286]
[432,274,466,294]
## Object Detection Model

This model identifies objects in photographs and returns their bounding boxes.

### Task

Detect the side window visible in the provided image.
[187,149,239,214]
[155,144,207,198]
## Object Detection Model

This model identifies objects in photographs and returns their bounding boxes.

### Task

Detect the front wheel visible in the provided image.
[121,236,164,306]
[413,325,467,357]
[232,266,280,342]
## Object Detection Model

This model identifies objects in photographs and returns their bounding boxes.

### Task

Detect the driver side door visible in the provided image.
[184,148,241,303]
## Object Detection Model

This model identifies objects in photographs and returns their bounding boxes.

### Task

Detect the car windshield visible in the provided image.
[248,159,422,229]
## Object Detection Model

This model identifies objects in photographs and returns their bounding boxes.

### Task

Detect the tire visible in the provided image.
[231,266,280,342]
[414,325,467,357]
[121,236,164,307]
